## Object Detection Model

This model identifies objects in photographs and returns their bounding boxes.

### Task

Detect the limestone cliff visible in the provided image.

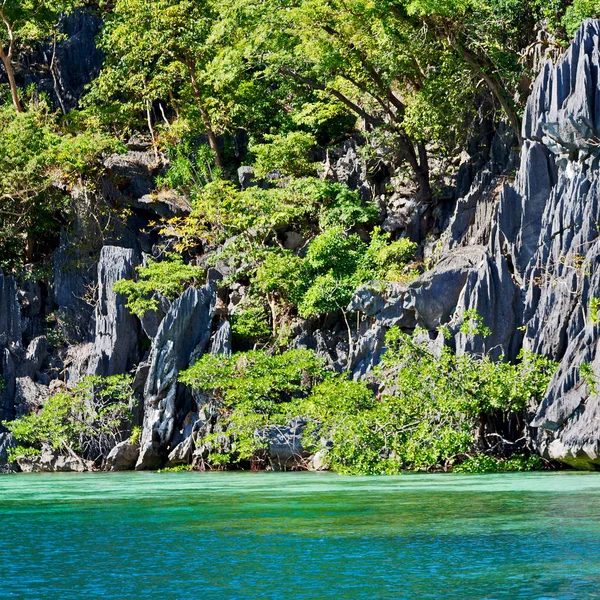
[3,20,600,471]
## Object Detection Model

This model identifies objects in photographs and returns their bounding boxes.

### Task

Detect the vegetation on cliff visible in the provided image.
[0,0,596,473]
[179,327,556,474]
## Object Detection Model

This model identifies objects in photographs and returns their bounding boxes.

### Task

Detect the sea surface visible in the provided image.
[1,471,600,599]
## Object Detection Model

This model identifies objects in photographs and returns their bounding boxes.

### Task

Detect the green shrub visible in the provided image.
[250,131,317,178]
[230,299,272,342]
[4,375,135,463]
[114,253,204,318]
[316,183,378,230]
[179,349,327,463]
[295,328,554,475]
[0,99,121,271]
[453,454,545,473]
[178,326,556,474]
[156,136,221,192]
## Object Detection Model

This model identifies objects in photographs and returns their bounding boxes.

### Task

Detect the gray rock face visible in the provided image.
[0,271,21,349]
[136,285,215,469]
[16,336,48,379]
[87,246,140,377]
[512,21,600,465]
[341,22,600,467]
[0,432,15,467]
[210,321,232,357]
[409,246,487,331]
[0,271,21,422]
[328,138,372,201]
[14,377,50,418]
[238,165,255,190]
[104,151,158,199]
[523,20,600,144]
[15,9,103,111]
[52,230,96,342]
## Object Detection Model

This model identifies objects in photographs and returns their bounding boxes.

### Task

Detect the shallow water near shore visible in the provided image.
[1,471,600,599]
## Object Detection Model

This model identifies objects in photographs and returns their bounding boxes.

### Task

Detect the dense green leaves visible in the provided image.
[4,375,136,463]
[113,253,204,318]
[251,132,318,178]
[0,99,120,271]
[179,330,557,474]
[179,349,327,462]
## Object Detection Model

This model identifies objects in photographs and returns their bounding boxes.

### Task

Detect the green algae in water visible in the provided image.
[1,472,600,599]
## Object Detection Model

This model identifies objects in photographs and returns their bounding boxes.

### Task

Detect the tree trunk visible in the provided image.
[146,99,159,163]
[399,136,431,203]
[200,108,223,169]
[456,44,523,146]
[0,51,22,113]
[186,62,223,168]
[0,11,22,113]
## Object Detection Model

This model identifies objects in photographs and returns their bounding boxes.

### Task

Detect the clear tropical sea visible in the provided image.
[1,472,600,599]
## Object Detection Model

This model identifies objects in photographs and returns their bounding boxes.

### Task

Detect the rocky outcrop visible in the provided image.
[513,20,600,467]
[52,230,96,342]
[105,440,140,471]
[0,432,15,467]
[136,284,215,469]
[14,377,50,418]
[342,21,600,467]
[87,246,140,377]
[373,20,600,466]
[16,449,94,473]
[210,321,232,357]
[16,9,103,111]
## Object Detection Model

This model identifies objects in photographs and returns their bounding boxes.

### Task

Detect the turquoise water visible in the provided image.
[1,472,600,599]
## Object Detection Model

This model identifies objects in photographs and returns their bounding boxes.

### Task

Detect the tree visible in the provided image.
[217,0,478,201]
[89,0,234,166]
[179,349,327,465]
[4,375,136,464]
[0,97,120,270]
[0,0,75,112]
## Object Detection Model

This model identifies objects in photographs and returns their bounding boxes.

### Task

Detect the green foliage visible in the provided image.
[113,254,204,318]
[156,135,222,192]
[0,99,120,271]
[297,226,366,317]
[359,227,418,282]
[453,454,545,473]
[0,0,76,112]
[251,131,317,178]
[179,349,327,463]
[179,327,556,474]
[316,182,378,230]
[589,297,600,325]
[562,0,600,36]
[580,362,597,396]
[459,309,492,338]
[403,53,476,148]
[230,298,272,342]
[293,326,555,474]
[158,464,192,472]
[289,375,392,475]
[364,328,557,471]
[4,375,135,462]
[164,177,377,256]
[295,226,417,318]
[129,425,142,445]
